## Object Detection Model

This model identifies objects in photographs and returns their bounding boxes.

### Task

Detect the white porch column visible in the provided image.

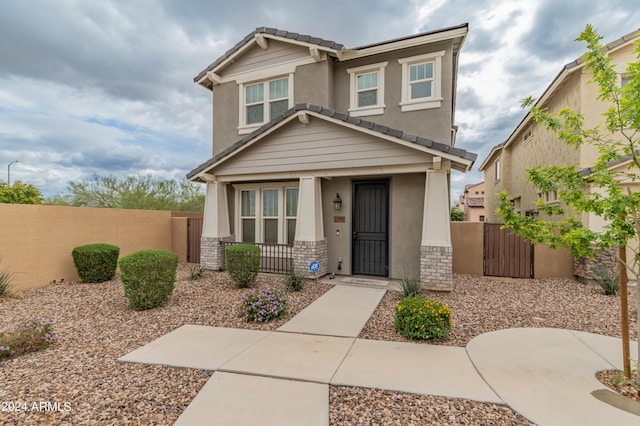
[293,176,328,276]
[420,170,453,291]
[200,180,233,270]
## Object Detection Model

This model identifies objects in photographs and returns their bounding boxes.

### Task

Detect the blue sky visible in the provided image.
[1,0,639,201]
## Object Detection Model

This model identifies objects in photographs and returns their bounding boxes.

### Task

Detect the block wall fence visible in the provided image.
[0,204,202,291]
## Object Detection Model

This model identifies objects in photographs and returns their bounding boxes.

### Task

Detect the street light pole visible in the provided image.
[7,160,19,185]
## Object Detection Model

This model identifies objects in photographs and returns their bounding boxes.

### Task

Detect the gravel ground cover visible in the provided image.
[1,268,637,425]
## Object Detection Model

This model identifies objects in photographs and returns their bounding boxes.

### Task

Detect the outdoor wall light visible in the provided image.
[333,193,342,211]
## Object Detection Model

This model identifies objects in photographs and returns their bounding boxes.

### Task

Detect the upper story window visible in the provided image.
[347,62,387,117]
[494,158,501,181]
[398,50,444,111]
[239,75,292,134]
[523,128,533,143]
[621,74,631,88]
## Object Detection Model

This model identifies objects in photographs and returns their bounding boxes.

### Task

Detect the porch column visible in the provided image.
[201,180,233,270]
[293,176,328,277]
[420,170,453,291]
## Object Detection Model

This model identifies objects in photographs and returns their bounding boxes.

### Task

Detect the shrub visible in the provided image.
[71,243,120,283]
[593,267,620,296]
[226,244,261,288]
[190,265,205,281]
[399,274,422,298]
[119,250,178,310]
[0,257,14,297]
[394,296,452,340]
[283,268,306,292]
[0,317,57,359]
[240,287,288,322]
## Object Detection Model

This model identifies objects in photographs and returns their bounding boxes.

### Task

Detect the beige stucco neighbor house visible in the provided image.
[461,181,485,221]
[478,28,639,280]
[187,25,477,291]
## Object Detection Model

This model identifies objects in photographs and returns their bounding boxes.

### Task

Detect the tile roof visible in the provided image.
[187,103,477,179]
[466,197,484,207]
[194,27,344,83]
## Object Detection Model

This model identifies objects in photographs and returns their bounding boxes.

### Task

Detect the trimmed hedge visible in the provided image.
[119,250,178,310]
[225,244,260,288]
[71,243,120,283]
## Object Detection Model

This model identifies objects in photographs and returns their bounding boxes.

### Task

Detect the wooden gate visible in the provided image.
[187,218,203,263]
[483,223,533,278]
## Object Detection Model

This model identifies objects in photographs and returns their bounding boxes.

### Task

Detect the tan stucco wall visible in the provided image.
[390,174,424,278]
[331,41,455,144]
[450,222,575,278]
[171,217,188,262]
[534,244,575,279]
[0,205,182,291]
[451,222,483,275]
[212,80,239,154]
[322,177,352,275]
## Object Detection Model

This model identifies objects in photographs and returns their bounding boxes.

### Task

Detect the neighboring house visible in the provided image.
[478,28,639,280]
[187,25,476,291]
[461,181,485,221]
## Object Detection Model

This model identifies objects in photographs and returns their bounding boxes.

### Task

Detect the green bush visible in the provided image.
[226,244,261,288]
[394,296,452,340]
[399,274,422,298]
[283,268,306,292]
[119,250,178,310]
[71,243,120,283]
[240,287,288,322]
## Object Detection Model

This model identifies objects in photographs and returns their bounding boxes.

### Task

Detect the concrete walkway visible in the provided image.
[119,284,640,425]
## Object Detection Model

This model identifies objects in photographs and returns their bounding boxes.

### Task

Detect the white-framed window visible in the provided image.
[538,190,558,204]
[235,183,299,244]
[347,62,387,116]
[238,75,293,134]
[621,74,631,88]
[398,51,444,111]
[494,159,501,181]
[523,128,533,144]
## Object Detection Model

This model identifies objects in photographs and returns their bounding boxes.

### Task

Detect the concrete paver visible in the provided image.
[220,332,355,383]
[118,325,269,370]
[331,338,502,403]
[174,372,328,426]
[277,285,385,337]
[466,328,639,426]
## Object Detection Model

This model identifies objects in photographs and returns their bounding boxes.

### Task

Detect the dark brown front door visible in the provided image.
[352,180,389,276]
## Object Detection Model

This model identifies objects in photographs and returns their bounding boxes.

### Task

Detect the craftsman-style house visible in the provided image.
[188,24,476,290]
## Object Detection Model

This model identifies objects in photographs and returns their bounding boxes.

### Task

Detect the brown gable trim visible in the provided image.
[187,104,477,181]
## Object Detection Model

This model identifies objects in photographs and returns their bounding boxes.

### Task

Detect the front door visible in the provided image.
[352,180,389,276]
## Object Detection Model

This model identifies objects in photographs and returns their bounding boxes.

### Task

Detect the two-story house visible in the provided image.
[187,24,476,291]
[478,28,639,280]
[461,181,485,221]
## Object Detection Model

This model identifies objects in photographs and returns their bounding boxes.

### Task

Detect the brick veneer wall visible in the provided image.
[293,239,328,278]
[420,245,453,291]
[201,235,235,270]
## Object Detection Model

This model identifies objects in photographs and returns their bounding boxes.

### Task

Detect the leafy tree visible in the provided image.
[49,175,204,211]
[450,208,465,221]
[0,181,43,204]
[497,25,640,382]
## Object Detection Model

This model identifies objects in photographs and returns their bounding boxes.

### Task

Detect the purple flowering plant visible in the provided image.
[0,317,57,359]
[241,287,288,323]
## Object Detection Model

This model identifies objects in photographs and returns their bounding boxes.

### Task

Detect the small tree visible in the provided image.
[450,208,465,221]
[0,181,43,204]
[497,25,640,382]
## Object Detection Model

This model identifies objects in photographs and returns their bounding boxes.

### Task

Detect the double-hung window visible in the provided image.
[239,75,292,133]
[398,51,444,111]
[236,183,299,245]
[347,62,387,116]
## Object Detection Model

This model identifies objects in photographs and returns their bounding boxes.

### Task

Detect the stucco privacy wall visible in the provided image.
[0,205,201,292]
[450,222,575,279]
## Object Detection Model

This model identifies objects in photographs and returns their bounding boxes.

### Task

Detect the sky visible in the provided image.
[1,0,639,202]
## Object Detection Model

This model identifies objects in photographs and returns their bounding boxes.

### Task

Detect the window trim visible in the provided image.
[234,182,299,245]
[494,158,501,182]
[347,61,388,117]
[398,50,444,111]
[238,74,294,134]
